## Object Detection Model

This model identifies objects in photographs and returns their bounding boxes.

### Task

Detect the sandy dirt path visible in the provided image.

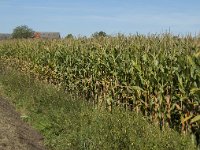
[0,96,46,150]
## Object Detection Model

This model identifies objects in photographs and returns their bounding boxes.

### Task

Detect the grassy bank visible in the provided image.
[0,65,197,149]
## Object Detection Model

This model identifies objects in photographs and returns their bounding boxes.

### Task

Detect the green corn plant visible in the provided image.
[0,34,199,145]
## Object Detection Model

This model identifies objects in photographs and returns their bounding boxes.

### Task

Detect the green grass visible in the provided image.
[0,65,197,150]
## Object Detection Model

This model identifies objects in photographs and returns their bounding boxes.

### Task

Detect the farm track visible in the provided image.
[0,96,46,150]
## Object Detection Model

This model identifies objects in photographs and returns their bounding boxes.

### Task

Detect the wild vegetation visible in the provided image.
[0,33,200,148]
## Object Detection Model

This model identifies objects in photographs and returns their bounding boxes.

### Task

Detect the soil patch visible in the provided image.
[0,96,46,150]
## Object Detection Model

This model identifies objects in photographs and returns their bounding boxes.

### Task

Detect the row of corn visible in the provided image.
[0,34,199,141]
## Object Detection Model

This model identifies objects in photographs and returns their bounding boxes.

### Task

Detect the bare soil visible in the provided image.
[0,96,46,150]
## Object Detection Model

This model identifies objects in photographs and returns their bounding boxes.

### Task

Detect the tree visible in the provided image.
[12,25,34,39]
[65,34,74,39]
[92,31,107,38]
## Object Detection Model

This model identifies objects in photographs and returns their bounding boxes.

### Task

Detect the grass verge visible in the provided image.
[0,65,197,150]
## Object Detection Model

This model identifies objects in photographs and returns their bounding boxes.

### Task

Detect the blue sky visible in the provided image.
[1,0,200,37]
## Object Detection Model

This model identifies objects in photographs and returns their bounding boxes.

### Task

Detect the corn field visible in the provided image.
[0,34,200,144]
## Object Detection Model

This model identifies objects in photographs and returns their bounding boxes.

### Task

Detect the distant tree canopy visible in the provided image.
[12,25,34,39]
[65,34,74,39]
[92,31,107,38]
